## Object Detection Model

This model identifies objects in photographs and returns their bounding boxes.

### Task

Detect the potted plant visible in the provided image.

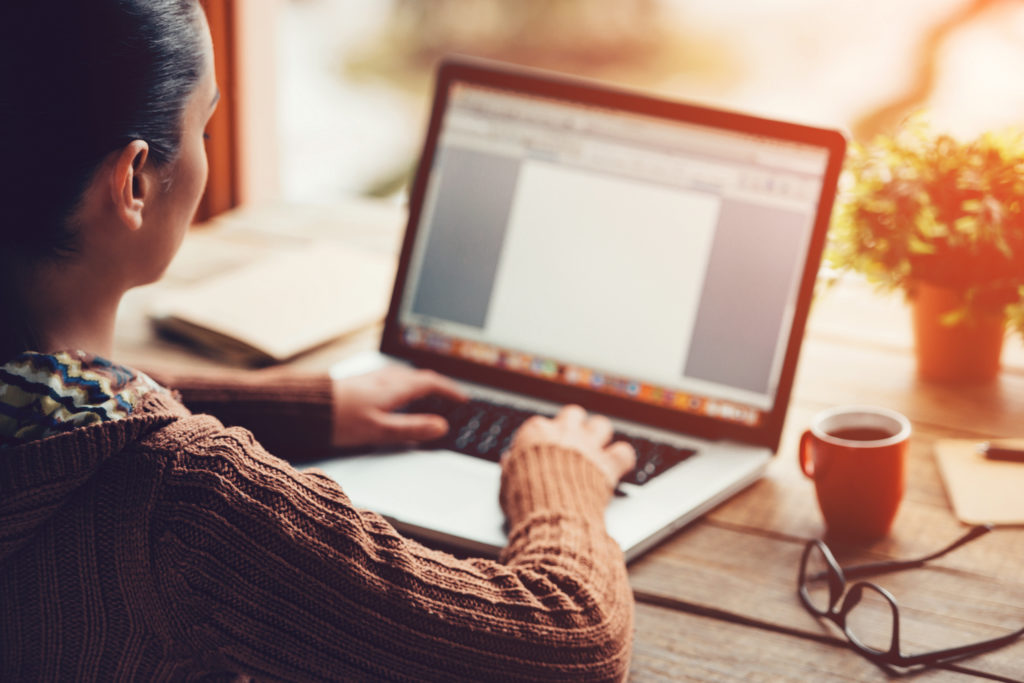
[828,117,1024,382]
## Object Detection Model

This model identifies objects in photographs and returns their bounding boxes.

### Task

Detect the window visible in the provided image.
[272,0,1024,204]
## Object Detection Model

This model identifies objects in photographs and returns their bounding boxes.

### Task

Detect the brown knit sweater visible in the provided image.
[0,371,634,681]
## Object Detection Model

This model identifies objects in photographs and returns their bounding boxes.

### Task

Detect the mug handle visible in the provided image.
[799,430,814,479]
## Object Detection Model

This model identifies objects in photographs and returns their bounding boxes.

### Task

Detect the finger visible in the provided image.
[556,404,587,425]
[519,414,550,432]
[585,414,614,445]
[606,441,637,480]
[371,410,449,443]
[511,415,551,447]
[411,369,468,402]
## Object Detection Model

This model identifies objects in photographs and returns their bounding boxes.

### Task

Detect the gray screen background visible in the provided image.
[411,147,520,328]
[681,201,807,394]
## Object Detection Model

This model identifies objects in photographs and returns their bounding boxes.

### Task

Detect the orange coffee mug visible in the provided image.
[799,406,911,540]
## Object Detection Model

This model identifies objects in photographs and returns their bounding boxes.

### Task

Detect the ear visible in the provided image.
[109,140,151,232]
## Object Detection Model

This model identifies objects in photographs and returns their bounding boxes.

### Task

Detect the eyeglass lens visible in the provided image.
[802,543,833,613]
[844,584,897,654]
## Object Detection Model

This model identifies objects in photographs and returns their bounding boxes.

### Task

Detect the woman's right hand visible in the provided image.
[507,404,636,490]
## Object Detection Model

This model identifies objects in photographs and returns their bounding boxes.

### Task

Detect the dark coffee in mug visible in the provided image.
[827,427,896,442]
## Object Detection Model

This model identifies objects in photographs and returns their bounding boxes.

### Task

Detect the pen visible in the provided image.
[979,442,1024,463]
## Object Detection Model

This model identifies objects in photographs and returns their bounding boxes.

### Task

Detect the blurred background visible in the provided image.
[166,0,1024,378]
[266,0,1024,204]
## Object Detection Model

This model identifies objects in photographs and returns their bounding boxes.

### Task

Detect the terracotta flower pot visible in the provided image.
[910,282,1006,383]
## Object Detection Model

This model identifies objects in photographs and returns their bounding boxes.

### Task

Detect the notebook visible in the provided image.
[151,243,394,364]
[316,57,846,561]
[935,439,1024,525]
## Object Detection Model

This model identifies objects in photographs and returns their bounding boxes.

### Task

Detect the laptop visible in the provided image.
[319,57,846,561]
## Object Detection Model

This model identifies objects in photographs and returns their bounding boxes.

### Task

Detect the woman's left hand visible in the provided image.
[331,366,467,448]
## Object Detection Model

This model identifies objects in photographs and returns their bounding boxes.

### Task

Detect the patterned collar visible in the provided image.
[0,350,166,447]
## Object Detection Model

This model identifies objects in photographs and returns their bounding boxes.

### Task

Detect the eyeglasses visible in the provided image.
[798,525,1024,669]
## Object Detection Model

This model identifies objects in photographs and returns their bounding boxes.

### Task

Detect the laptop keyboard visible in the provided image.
[399,395,696,487]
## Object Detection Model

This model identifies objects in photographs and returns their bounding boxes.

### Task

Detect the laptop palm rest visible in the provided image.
[317,351,770,560]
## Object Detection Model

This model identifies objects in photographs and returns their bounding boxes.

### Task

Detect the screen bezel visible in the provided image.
[380,56,846,452]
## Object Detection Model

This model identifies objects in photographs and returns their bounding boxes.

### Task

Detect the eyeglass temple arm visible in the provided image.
[891,624,1024,667]
[840,525,993,580]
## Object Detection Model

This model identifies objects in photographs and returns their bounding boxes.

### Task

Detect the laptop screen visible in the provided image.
[384,61,844,447]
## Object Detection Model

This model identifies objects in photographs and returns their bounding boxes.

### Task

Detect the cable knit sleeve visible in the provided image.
[149,417,634,681]
[142,366,334,463]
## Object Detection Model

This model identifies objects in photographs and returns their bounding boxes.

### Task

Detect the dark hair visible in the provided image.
[0,0,206,360]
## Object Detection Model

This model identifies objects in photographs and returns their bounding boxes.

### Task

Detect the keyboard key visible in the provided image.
[398,395,696,486]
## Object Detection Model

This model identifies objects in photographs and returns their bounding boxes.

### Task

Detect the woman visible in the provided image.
[0,1,635,680]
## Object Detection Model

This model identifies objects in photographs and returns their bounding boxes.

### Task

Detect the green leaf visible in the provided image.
[953,215,978,237]
[908,235,937,254]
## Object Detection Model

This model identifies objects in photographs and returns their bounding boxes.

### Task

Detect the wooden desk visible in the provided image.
[117,200,1024,682]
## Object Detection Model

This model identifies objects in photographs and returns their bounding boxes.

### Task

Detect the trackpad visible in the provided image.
[312,450,506,544]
